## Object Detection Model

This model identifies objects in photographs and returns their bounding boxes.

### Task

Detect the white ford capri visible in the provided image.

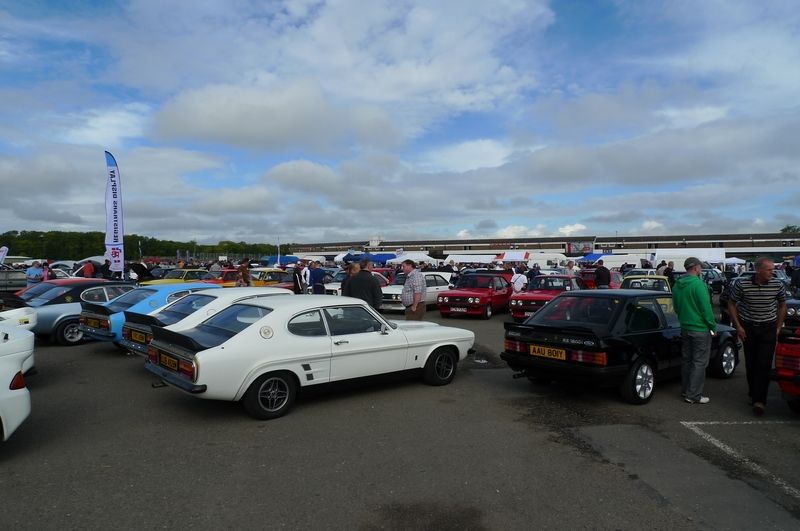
[145,295,475,419]
[0,324,34,441]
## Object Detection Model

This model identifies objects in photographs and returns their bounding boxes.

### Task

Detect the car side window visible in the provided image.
[105,286,132,300]
[323,306,383,336]
[436,276,449,287]
[166,290,191,304]
[425,275,437,287]
[624,300,662,332]
[656,297,680,327]
[80,287,106,303]
[288,310,328,337]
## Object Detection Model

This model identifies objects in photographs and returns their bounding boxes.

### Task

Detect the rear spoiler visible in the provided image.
[0,293,26,309]
[151,325,208,352]
[81,301,113,316]
[123,311,165,328]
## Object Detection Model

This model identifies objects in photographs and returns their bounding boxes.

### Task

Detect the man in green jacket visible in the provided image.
[673,257,717,404]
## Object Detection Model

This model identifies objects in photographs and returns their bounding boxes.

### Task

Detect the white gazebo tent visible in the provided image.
[386,252,438,266]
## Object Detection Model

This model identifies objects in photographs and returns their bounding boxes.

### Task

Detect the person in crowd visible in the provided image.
[301,261,311,290]
[594,259,611,289]
[209,260,222,273]
[663,261,675,287]
[341,262,360,294]
[564,260,578,277]
[511,266,528,293]
[673,257,717,405]
[309,261,326,294]
[528,263,541,281]
[400,259,426,320]
[727,257,787,416]
[342,259,382,310]
[291,263,305,294]
[791,264,800,298]
[237,258,253,287]
[25,261,44,287]
[656,260,668,275]
[100,259,112,279]
[81,260,96,278]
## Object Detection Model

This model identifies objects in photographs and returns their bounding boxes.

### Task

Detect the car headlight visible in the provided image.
[393,294,400,300]
[444,297,449,302]
[788,307,797,316]
[438,297,443,303]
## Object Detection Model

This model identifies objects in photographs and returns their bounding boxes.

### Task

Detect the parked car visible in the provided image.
[701,268,726,294]
[0,306,37,331]
[381,271,452,311]
[0,268,27,293]
[509,275,587,322]
[138,269,208,286]
[0,324,34,441]
[578,268,623,289]
[620,275,672,292]
[145,295,475,419]
[321,270,389,296]
[201,269,239,287]
[250,268,293,287]
[500,290,739,404]
[623,268,658,277]
[79,283,220,345]
[120,287,292,356]
[437,273,512,319]
[772,324,800,413]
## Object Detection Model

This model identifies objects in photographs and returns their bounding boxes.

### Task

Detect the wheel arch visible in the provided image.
[234,365,302,401]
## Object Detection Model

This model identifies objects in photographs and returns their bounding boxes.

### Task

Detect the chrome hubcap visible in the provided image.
[64,324,83,343]
[635,364,654,399]
[258,377,289,412]
[721,345,735,375]
[435,353,454,380]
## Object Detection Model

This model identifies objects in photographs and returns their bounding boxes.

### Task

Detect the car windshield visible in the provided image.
[197,303,273,338]
[528,295,622,328]
[163,270,185,279]
[20,282,59,300]
[106,288,157,313]
[622,278,669,291]
[528,277,569,291]
[27,286,72,306]
[201,272,220,280]
[391,273,408,286]
[455,275,492,289]
[153,294,216,325]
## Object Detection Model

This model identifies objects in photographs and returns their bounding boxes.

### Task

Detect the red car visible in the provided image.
[578,268,623,289]
[437,272,513,319]
[773,325,800,414]
[508,275,588,322]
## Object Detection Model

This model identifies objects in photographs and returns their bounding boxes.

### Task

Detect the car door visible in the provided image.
[286,310,332,384]
[621,297,673,373]
[424,274,449,305]
[324,305,408,381]
[654,296,682,368]
[492,276,512,308]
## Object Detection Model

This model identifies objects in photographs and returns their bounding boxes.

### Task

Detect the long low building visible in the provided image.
[293,232,800,263]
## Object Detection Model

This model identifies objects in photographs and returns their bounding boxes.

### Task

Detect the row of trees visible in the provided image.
[0,231,286,261]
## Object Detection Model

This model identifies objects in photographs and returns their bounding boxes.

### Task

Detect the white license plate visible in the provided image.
[451,307,467,312]
[524,311,534,316]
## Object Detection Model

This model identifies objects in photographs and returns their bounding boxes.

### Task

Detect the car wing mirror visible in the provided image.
[380,323,390,335]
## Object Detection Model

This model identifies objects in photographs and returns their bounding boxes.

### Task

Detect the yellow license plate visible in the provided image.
[530,344,566,360]
[131,330,146,343]
[87,318,99,328]
[160,353,178,371]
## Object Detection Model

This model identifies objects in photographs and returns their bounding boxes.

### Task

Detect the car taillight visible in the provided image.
[504,339,525,353]
[99,319,110,330]
[178,359,196,381]
[148,346,158,363]
[146,333,153,344]
[571,351,608,366]
[122,327,131,340]
[9,371,25,390]
[79,315,87,325]
[775,352,800,372]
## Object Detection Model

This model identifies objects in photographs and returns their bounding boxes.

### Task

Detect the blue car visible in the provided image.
[78,283,221,345]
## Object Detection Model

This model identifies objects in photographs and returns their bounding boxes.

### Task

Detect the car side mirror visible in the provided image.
[449,284,454,289]
[380,324,390,335]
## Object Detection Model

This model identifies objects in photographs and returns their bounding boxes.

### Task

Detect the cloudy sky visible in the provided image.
[1,0,799,245]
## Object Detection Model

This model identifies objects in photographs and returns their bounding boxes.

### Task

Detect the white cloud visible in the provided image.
[415,139,515,173]
[57,103,151,147]
[641,220,664,232]
[558,223,587,236]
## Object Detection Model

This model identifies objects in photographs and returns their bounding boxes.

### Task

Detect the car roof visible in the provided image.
[623,275,669,281]
[39,278,111,285]
[559,289,672,298]
[534,274,572,279]
[234,294,371,312]
[190,287,292,300]
[140,282,220,292]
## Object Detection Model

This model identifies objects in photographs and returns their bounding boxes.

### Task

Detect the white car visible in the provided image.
[0,307,37,372]
[381,271,453,311]
[145,295,475,419]
[322,271,389,296]
[0,324,34,440]
[120,287,292,356]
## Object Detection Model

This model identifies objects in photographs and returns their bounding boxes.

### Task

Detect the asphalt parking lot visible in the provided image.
[1,309,799,530]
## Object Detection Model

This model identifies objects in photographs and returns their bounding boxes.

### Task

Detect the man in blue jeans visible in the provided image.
[673,257,717,404]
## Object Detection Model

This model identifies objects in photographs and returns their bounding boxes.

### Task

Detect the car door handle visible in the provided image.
[334,340,349,345]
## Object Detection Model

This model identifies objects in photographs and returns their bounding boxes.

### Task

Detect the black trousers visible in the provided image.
[742,321,777,404]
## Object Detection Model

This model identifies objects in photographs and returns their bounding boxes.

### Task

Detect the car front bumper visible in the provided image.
[438,304,485,316]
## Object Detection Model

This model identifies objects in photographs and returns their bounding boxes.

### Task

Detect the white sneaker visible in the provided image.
[685,396,710,404]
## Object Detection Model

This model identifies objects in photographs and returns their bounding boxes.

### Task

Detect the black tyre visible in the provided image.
[55,319,84,346]
[483,304,493,320]
[787,399,800,414]
[709,341,736,378]
[422,348,458,386]
[242,372,297,419]
[620,357,655,404]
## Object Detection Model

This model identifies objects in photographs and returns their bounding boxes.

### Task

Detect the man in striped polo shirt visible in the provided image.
[727,258,787,415]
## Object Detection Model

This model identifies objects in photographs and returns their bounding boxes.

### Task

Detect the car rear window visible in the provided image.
[530,295,621,327]
[154,293,216,325]
[198,303,273,337]
[106,288,157,313]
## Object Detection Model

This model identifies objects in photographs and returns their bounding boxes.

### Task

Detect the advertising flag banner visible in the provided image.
[104,151,125,272]
[0,246,8,264]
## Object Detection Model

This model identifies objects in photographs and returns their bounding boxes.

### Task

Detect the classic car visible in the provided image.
[0,324,34,441]
[0,268,27,293]
[0,306,37,331]
[120,286,292,356]
[0,279,134,346]
[619,275,672,292]
[250,267,293,286]
[500,290,739,404]
[381,271,452,311]
[138,268,208,286]
[701,268,726,294]
[437,273,513,319]
[79,283,220,345]
[772,324,800,413]
[622,268,658,277]
[145,295,475,419]
[578,268,624,289]
[509,275,588,322]
[322,270,389,296]
[201,269,240,287]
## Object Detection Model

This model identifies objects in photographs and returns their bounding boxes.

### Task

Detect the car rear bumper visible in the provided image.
[500,351,629,382]
[118,339,148,356]
[78,324,116,341]
[0,387,31,441]
[145,361,207,394]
